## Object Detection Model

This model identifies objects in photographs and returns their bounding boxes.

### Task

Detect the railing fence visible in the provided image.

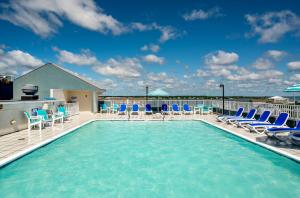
[101,99,300,120]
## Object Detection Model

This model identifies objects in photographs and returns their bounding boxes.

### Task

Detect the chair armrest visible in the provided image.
[56,112,64,116]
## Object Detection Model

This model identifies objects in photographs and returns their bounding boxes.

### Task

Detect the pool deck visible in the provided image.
[0,112,300,167]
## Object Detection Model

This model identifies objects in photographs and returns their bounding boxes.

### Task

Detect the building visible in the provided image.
[13,63,105,113]
[267,96,289,104]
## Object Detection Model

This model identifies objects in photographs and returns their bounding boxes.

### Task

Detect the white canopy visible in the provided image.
[268,96,288,101]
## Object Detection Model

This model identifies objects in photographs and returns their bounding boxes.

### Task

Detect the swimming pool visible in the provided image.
[1,121,300,197]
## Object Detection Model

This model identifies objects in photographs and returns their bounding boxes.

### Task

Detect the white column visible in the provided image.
[92,91,98,113]
[50,89,54,97]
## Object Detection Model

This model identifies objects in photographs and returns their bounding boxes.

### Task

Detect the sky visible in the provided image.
[1,0,300,96]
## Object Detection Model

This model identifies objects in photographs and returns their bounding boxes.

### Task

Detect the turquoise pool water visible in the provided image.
[1,121,300,197]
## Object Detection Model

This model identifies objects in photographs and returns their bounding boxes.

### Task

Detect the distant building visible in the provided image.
[267,96,289,104]
[13,63,105,112]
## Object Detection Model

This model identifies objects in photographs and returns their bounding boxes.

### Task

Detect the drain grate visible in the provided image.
[18,138,26,141]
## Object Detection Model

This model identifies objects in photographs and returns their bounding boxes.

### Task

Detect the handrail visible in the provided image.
[99,99,300,120]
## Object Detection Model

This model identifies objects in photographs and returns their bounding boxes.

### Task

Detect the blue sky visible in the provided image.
[1,0,300,96]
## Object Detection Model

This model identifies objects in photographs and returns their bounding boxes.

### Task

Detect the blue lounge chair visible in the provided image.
[161,104,169,115]
[101,103,108,113]
[37,109,63,128]
[118,103,127,115]
[145,104,153,114]
[131,104,139,115]
[237,110,271,129]
[172,104,181,115]
[290,132,300,146]
[183,104,192,114]
[248,112,289,134]
[227,108,257,125]
[217,107,244,122]
[266,121,300,141]
[24,111,42,131]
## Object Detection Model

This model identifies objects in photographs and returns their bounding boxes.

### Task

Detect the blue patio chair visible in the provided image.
[237,110,271,129]
[131,104,139,115]
[145,104,153,114]
[172,104,181,115]
[248,112,289,134]
[183,104,192,114]
[24,111,42,131]
[161,104,169,115]
[118,103,127,115]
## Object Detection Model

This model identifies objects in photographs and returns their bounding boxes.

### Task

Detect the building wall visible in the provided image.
[64,90,92,112]
[13,64,102,100]
[51,89,67,101]
[0,100,64,136]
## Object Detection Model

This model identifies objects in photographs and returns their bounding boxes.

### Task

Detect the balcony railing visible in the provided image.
[65,102,79,116]
[100,99,300,120]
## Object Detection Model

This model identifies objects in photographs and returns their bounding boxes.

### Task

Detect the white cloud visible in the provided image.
[140,45,148,51]
[143,54,165,64]
[92,57,142,79]
[53,48,98,66]
[205,50,239,65]
[226,69,283,81]
[0,48,43,74]
[131,22,150,31]
[147,72,167,81]
[252,50,286,70]
[149,44,160,53]
[196,69,209,77]
[140,44,160,53]
[266,50,287,60]
[245,10,300,43]
[97,78,117,89]
[290,74,300,81]
[183,7,222,21]
[0,0,127,37]
[203,79,219,89]
[0,1,182,43]
[287,61,300,70]
[252,58,273,70]
[132,22,182,42]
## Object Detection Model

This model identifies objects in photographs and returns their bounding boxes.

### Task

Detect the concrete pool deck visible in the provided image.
[0,112,300,167]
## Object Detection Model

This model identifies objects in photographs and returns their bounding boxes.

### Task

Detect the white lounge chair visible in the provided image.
[217,107,244,122]
[24,111,42,131]
[248,112,289,134]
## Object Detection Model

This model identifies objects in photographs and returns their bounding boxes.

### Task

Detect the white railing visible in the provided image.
[211,100,300,120]
[101,99,213,111]
[100,99,300,120]
[65,102,79,116]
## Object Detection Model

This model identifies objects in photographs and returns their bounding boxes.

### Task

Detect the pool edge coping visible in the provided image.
[0,119,95,168]
[198,118,300,163]
[1,118,300,168]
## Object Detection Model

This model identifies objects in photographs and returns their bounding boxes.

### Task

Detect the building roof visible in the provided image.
[15,63,105,92]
